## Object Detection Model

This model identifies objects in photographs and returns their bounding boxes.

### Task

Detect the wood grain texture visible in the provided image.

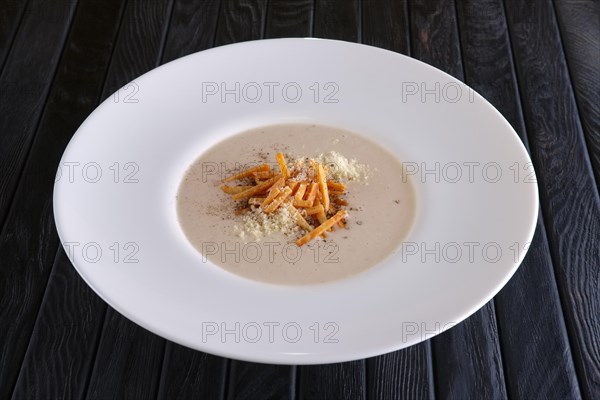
[80,0,175,398]
[265,0,313,38]
[496,225,581,399]
[161,0,221,63]
[227,362,294,400]
[455,0,581,397]
[554,0,600,186]
[11,249,107,400]
[409,0,508,398]
[504,0,600,397]
[408,0,462,78]
[298,361,366,400]
[214,0,269,46]
[367,344,433,400]
[0,0,29,71]
[102,0,174,99]
[157,344,227,400]
[7,2,126,397]
[432,306,507,400]
[314,0,360,42]
[363,0,410,54]
[85,313,166,400]
[0,0,77,228]
[0,1,595,399]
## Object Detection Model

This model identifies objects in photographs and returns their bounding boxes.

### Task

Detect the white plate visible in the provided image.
[54,38,538,364]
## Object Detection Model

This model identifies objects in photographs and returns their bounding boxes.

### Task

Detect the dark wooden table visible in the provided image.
[1,0,598,399]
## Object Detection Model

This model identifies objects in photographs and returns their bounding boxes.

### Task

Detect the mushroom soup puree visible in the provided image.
[176,124,416,284]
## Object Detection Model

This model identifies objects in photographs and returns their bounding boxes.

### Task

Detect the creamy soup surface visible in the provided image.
[176,124,416,285]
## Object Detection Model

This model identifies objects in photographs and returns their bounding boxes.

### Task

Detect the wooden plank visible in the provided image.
[161,0,221,63]
[432,308,507,400]
[0,0,29,70]
[503,0,600,397]
[496,225,582,398]
[0,0,78,228]
[265,0,313,38]
[408,0,462,79]
[227,362,294,400]
[214,0,269,46]
[85,313,166,400]
[298,362,366,399]
[454,0,582,397]
[314,0,360,42]
[362,0,410,54]
[101,0,174,99]
[156,344,227,399]
[11,249,107,400]
[79,1,175,398]
[367,344,433,400]
[554,0,600,186]
[408,0,508,398]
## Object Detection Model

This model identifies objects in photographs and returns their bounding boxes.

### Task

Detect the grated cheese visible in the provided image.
[312,151,370,183]
[288,151,370,183]
[235,205,302,241]
[234,150,368,242]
